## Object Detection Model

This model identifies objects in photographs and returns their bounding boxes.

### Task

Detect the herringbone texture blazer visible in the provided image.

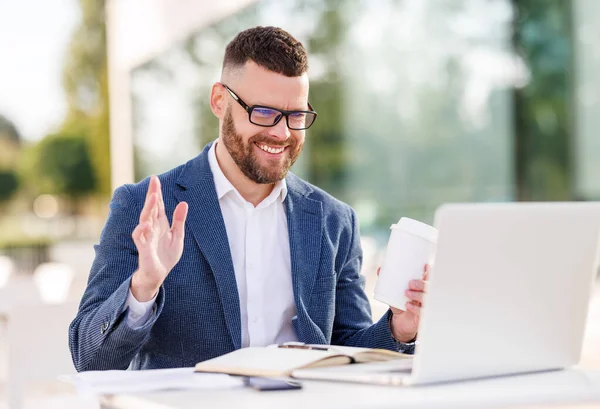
[69,143,412,372]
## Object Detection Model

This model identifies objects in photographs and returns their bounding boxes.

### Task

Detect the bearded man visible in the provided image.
[69,26,427,371]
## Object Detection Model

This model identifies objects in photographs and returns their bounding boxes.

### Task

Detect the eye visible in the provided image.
[288,112,307,125]
[252,108,279,118]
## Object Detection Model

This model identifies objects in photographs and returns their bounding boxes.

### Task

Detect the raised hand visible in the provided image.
[130,176,188,301]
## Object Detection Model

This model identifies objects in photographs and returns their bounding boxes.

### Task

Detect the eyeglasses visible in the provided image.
[221,83,317,130]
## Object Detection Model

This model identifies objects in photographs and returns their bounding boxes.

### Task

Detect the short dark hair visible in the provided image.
[223,26,308,77]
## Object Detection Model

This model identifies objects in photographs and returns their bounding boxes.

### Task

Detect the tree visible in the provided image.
[512,0,572,201]
[60,0,111,196]
[0,170,19,205]
[0,114,21,168]
[0,114,21,145]
[0,114,22,210]
[32,133,97,213]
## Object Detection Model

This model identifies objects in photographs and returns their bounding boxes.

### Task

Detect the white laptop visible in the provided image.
[292,202,600,386]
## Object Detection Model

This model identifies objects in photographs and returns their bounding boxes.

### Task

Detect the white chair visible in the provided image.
[6,301,80,409]
[0,256,15,288]
[0,275,42,395]
[0,278,41,318]
[32,263,74,305]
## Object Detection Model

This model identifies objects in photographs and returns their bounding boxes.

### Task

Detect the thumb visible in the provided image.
[390,305,404,315]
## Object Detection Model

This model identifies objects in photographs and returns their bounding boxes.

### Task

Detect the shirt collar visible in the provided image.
[208,140,288,204]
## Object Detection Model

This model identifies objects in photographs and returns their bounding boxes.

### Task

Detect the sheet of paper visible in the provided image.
[61,367,244,395]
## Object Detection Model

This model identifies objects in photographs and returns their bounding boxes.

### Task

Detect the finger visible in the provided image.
[139,189,159,225]
[405,289,424,304]
[151,193,159,223]
[376,267,381,276]
[424,263,433,281]
[405,301,421,316]
[389,305,403,315]
[409,279,425,291]
[410,300,422,308]
[170,202,189,242]
[144,175,158,202]
[409,279,430,293]
[154,177,168,226]
[132,222,151,247]
[146,176,159,207]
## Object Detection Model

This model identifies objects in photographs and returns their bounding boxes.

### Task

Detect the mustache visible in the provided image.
[249,134,294,148]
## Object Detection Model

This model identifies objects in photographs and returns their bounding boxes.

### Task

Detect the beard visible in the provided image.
[221,105,303,184]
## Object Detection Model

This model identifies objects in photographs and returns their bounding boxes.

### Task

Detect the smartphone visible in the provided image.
[243,377,303,391]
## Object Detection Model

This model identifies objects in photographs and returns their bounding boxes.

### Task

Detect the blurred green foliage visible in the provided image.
[25,133,97,212]
[0,170,19,204]
[0,115,21,168]
[513,0,572,201]
[0,115,21,207]
[0,114,21,145]
[0,0,109,239]
[59,0,111,197]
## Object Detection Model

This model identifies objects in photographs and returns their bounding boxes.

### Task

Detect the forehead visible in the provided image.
[233,61,309,110]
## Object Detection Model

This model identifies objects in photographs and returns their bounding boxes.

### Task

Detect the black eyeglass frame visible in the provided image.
[221,83,318,130]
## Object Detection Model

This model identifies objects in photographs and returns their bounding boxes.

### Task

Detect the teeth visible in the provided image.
[258,143,285,154]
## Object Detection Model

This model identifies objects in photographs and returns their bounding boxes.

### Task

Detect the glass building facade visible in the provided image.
[128,0,597,246]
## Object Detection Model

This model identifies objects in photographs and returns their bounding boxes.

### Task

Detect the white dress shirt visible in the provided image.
[125,141,298,347]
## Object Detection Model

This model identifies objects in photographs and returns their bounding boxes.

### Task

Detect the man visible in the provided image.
[69,26,428,372]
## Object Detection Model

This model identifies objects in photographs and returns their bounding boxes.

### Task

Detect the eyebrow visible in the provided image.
[224,84,310,112]
[254,102,310,112]
[243,92,307,111]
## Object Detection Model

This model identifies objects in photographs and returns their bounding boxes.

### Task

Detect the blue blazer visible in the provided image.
[69,143,412,372]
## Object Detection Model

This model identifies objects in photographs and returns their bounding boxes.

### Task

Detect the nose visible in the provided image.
[267,115,292,140]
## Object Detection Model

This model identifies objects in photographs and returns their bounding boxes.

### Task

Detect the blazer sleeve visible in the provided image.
[68,185,166,371]
[330,208,416,354]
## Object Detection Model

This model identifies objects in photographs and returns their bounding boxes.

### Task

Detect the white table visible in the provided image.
[100,368,600,409]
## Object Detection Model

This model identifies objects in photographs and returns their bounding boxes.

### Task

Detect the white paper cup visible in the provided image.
[374,217,438,311]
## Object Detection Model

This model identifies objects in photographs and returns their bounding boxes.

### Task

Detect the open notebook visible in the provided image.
[194,344,412,378]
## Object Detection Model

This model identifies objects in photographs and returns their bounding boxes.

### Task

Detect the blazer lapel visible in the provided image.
[174,144,241,350]
[285,174,325,344]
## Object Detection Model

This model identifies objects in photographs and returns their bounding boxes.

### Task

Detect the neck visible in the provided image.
[215,140,275,206]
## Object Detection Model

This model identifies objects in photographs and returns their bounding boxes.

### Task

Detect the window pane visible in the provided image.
[130,0,516,235]
[574,0,600,200]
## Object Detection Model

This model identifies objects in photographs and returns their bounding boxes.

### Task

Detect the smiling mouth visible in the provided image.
[255,142,286,154]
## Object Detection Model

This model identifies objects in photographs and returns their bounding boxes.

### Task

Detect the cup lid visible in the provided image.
[391,217,438,242]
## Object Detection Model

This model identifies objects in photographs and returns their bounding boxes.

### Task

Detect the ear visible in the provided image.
[210,83,226,119]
